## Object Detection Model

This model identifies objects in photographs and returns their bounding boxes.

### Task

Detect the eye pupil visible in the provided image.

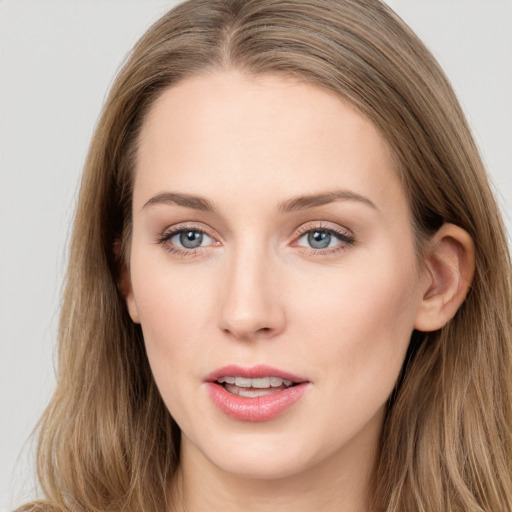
[179,230,203,249]
[308,230,331,249]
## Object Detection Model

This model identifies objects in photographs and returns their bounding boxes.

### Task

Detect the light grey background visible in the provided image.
[1,1,511,510]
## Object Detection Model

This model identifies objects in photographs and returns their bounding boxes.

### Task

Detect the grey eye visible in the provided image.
[172,230,211,249]
[308,230,332,249]
[296,227,352,251]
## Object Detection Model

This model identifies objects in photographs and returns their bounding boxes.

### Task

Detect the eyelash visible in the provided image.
[156,224,216,257]
[293,223,355,256]
[156,223,355,257]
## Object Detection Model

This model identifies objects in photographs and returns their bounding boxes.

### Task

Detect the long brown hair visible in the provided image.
[18,1,512,511]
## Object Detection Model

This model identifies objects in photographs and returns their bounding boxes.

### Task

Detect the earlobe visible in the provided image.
[113,239,141,324]
[414,223,475,332]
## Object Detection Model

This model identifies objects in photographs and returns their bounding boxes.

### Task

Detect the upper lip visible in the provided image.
[204,364,309,384]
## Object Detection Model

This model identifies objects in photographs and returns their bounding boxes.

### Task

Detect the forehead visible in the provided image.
[134,70,405,215]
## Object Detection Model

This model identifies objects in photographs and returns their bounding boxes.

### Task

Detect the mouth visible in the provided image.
[205,365,309,421]
[216,376,298,398]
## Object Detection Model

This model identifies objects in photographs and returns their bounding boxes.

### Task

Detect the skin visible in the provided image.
[124,70,473,512]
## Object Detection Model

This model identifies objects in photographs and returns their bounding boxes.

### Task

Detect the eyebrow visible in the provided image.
[142,192,216,212]
[142,189,377,213]
[278,190,378,213]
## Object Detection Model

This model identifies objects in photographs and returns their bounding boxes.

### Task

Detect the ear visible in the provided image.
[414,223,475,332]
[113,239,140,324]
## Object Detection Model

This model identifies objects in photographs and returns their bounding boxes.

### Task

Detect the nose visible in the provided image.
[217,247,286,341]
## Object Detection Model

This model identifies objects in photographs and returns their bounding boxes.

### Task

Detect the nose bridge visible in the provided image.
[218,237,284,339]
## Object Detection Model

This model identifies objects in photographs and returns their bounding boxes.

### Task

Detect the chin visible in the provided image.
[184,427,332,481]
[211,450,312,481]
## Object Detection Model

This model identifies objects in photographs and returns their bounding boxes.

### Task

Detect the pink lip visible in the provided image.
[204,364,308,383]
[204,365,310,422]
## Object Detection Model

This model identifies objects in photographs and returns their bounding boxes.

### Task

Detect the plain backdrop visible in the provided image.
[1,1,511,510]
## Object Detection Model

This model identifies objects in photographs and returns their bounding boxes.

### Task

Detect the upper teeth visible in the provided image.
[217,376,293,388]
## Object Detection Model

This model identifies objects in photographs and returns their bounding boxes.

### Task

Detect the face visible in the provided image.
[126,71,427,481]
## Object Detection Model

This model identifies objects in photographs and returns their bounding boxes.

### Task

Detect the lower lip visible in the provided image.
[206,382,309,422]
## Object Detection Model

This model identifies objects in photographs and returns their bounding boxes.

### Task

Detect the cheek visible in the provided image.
[129,262,219,426]
[291,251,420,395]
[128,239,217,380]
[132,266,213,352]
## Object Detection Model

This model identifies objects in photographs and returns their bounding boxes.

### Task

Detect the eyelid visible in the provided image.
[159,223,210,239]
[294,221,354,239]
[291,222,355,253]
[156,222,221,255]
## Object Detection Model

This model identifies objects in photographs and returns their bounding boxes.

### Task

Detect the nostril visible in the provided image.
[221,321,280,341]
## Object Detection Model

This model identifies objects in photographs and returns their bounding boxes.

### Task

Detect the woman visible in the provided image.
[18,0,512,511]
